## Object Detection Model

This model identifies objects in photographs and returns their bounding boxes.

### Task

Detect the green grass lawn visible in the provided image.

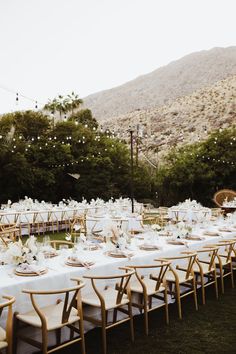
[56,279,236,354]
[30,233,236,354]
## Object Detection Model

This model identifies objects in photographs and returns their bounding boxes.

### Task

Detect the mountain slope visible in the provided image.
[83,47,236,122]
[104,75,236,159]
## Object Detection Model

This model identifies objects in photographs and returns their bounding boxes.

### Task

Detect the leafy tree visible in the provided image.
[155,127,236,206]
[44,92,83,118]
[69,109,98,130]
[10,111,50,139]
[0,114,14,136]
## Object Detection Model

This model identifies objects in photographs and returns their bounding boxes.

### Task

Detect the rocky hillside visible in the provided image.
[83,47,236,122]
[102,75,236,161]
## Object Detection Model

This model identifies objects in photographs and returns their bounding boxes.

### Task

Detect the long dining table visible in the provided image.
[0,221,236,353]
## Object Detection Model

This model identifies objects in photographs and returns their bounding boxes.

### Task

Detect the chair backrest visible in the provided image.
[50,240,74,249]
[0,296,15,349]
[203,241,235,263]
[128,261,170,292]
[218,241,236,262]
[22,283,84,326]
[0,223,20,245]
[80,268,135,307]
[213,189,236,207]
[69,215,86,235]
[196,247,219,271]
[211,208,222,217]
[157,253,197,280]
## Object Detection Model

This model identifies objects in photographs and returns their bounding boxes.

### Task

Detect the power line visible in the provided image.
[0,84,44,106]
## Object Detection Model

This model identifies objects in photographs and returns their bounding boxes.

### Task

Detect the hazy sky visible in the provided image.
[0,0,235,113]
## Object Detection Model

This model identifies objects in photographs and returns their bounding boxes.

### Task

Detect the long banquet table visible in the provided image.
[1,223,236,353]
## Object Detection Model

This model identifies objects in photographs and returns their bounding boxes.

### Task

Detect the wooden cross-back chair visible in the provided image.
[69,215,87,239]
[50,240,74,250]
[0,223,20,246]
[223,238,236,269]
[206,240,235,293]
[157,253,198,319]
[73,268,135,354]
[157,207,170,226]
[193,247,219,304]
[128,261,170,335]
[142,211,159,226]
[211,208,222,218]
[0,295,15,354]
[13,282,85,354]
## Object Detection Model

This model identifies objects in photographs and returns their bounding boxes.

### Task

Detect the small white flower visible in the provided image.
[151,224,161,231]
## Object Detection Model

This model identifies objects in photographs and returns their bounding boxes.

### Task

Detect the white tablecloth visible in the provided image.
[0,223,235,353]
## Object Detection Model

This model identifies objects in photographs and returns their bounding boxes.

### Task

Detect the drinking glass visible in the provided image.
[43,235,51,247]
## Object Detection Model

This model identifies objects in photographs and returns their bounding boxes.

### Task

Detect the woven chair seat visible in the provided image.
[0,324,7,349]
[0,326,6,341]
[130,278,165,296]
[83,287,129,310]
[165,269,193,283]
[17,302,80,330]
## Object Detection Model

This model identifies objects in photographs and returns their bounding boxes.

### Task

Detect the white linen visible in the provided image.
[1,217,236,353]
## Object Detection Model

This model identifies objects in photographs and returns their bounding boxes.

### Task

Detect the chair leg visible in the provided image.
[79,317,86,354]
[55,328,61,345]
[199,274,206,305]
[175,283,182,320]
[101,310,107,354]
[113,308,118,323]
[164,288,169,325]
[219,264,224,293]
[138,293,143,314]
[214,269,219,299]
[148,296,152,310]
[230,263,234,288]
[192,278,198,311]
[128,302,134,342]
[143,297,149,335]
[41,327,48,354]
[12,313,19,354]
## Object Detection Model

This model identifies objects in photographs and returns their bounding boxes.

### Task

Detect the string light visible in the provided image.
[0,85,43,107]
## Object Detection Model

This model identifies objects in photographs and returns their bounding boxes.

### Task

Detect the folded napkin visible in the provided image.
[204,231,220,236]
[139,244,160,251]
[105,250,133,258]
[185,235,205,241]
[159,231,173,237]
[66,256,94,268]
[16,263,45,274]
[167,239,186,245]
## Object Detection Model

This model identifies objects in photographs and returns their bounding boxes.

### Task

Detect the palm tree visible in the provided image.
[44,92,83,119]
[66,92,83,115]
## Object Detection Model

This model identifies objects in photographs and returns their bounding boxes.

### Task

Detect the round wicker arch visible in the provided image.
[213,189,236,207]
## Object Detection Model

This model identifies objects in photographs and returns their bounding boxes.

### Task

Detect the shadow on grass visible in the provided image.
[49,278,236,354]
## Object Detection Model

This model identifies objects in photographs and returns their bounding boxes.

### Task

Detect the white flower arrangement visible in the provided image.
[175,222,192,238]
[5,236,44,266]
[151,224,162,231]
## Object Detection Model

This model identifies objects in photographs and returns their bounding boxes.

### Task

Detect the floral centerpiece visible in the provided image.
[175,222,192,239]
[151,224,162,232]
[5,236,44,266]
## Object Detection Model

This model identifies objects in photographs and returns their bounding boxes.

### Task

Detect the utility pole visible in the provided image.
[129,128,135,213]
